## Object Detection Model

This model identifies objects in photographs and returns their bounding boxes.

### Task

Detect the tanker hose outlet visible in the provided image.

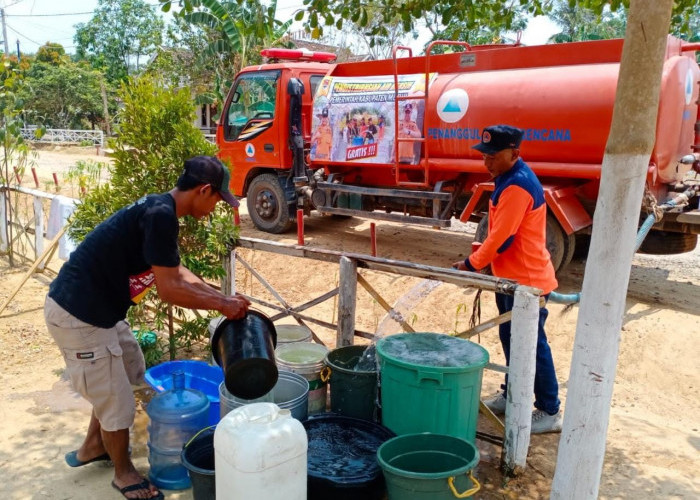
[298,185,314,201]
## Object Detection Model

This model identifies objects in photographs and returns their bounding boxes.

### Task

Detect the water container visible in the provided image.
[276,343,329,414]
[219,370,309,421]
[275,324,313,344]
[214,403,307,500]
[377,333,488,444]
[147,371,210,490]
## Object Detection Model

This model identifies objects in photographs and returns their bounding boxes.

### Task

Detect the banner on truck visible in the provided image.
[310,74,433,164]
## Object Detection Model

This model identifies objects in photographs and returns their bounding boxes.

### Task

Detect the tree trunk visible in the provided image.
[550,1,674,498]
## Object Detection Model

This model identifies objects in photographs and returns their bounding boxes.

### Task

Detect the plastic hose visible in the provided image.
[549,187,697,306]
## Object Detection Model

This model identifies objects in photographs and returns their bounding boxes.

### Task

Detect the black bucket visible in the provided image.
[211,310,278,400]
[181,427,215,500]
[304,413,395,500]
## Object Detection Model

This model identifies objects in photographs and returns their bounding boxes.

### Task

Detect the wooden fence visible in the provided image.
[1,186,542,474]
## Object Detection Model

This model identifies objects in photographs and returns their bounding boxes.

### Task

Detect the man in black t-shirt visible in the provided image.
[44,156,250,500]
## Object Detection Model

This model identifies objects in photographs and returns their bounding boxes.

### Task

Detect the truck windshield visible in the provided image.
[224,70,280,141]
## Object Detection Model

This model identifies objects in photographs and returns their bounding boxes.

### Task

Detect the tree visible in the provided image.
[547,0,627,42]
[75,0,164,83]
[35,42,68,65]
[424,7,528,50]
[162,0,292,115]
[20,62,109,129]
[0,58,37,266]
[69,75,238,358]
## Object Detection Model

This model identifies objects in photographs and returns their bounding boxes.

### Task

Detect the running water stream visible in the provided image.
[353,279,444,416]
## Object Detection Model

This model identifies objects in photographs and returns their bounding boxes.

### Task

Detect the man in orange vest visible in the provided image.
[453,125,562,434]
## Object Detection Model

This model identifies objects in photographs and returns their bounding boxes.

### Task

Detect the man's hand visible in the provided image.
[220,294,251,319]
[452,261,467,271]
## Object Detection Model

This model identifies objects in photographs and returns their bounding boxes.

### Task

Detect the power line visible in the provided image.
[6,23,43,47]
[8,12,94,17]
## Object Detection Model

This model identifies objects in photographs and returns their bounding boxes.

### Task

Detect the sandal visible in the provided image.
[111,479,164,500]
[65,450,111,467]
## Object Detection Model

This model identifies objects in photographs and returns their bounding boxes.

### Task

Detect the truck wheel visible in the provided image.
[247,173,293,233]
[474,214,575,273]
[546,215,576,273]
[638,231,697,254]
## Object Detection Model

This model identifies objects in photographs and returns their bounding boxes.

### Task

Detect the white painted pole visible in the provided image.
[551,2,674,497]
[33,196,45,270]
[502,286,540,475]
[337,256,357,346]
[0,191,7,253]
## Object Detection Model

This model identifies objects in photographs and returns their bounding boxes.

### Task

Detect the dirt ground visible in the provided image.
[1,148,698,499]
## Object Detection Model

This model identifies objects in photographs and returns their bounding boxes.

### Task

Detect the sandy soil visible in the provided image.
[0,148,698,499]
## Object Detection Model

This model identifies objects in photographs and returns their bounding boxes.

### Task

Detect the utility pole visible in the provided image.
[16,39,19,60]
[0,9,8,56]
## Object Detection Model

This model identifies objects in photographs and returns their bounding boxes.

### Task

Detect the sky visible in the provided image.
[1,0,560,56]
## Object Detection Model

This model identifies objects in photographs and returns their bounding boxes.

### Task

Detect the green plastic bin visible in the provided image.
[324,345,378,421]
[376,333,488,443]
[377,433,480,500]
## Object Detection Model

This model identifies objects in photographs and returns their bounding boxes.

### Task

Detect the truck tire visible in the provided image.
[637,230,697,255]
[546,215,576,274]
[247,173,293,233]
[474,214,575,273]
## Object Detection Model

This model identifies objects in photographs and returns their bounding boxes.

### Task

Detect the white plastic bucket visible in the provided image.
[275,343,329,415]
[214,403,307,500]
[219,370,309,421]
[275,324,313,344]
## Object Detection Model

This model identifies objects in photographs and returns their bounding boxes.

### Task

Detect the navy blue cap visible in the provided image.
[183,156,239,208]
[472,125,524,155]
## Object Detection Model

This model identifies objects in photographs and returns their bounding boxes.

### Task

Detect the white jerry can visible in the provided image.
[214,402,308,500]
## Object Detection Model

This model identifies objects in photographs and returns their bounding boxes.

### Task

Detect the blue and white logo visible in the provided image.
[437,88,469,124]
[245,143,256,157]
[685,68,694,106]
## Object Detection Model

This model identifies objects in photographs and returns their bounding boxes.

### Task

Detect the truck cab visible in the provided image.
[217,49,333,232]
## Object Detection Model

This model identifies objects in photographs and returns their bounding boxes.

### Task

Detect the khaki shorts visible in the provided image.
[44,296,145,431]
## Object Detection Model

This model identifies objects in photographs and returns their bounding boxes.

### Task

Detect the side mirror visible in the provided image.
[288,78,305,96]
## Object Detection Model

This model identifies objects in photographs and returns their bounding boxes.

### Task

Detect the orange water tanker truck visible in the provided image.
[217,38,700,271]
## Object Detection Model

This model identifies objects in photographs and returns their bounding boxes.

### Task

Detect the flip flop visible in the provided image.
[64,450,111,467]
[111,479,164,500]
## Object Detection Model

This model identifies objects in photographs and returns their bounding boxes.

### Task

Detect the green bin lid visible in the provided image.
[376,333,488,371]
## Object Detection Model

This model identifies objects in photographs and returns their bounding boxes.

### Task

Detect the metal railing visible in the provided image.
[21,128,104,147]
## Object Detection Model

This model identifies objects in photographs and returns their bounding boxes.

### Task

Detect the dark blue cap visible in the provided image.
[472,125,524,155]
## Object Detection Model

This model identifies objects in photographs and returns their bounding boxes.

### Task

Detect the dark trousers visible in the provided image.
[495,292,560,415]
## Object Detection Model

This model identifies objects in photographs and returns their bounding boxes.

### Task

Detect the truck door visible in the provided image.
[219,70,282,196]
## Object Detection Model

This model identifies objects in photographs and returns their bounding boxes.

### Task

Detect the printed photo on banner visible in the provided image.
[310,75,433,164]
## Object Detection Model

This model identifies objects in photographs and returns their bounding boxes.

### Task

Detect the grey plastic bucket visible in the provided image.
[219,370,309,421]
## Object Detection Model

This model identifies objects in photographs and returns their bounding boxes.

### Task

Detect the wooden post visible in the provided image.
[502,285,540,476]
[33,196,45,270]
[337,256,357,346]
[370,222,377,256]
[31,168,39,189]
[0,191,7,253]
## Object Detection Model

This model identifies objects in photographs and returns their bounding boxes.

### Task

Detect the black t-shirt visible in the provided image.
[49,193,180,328]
